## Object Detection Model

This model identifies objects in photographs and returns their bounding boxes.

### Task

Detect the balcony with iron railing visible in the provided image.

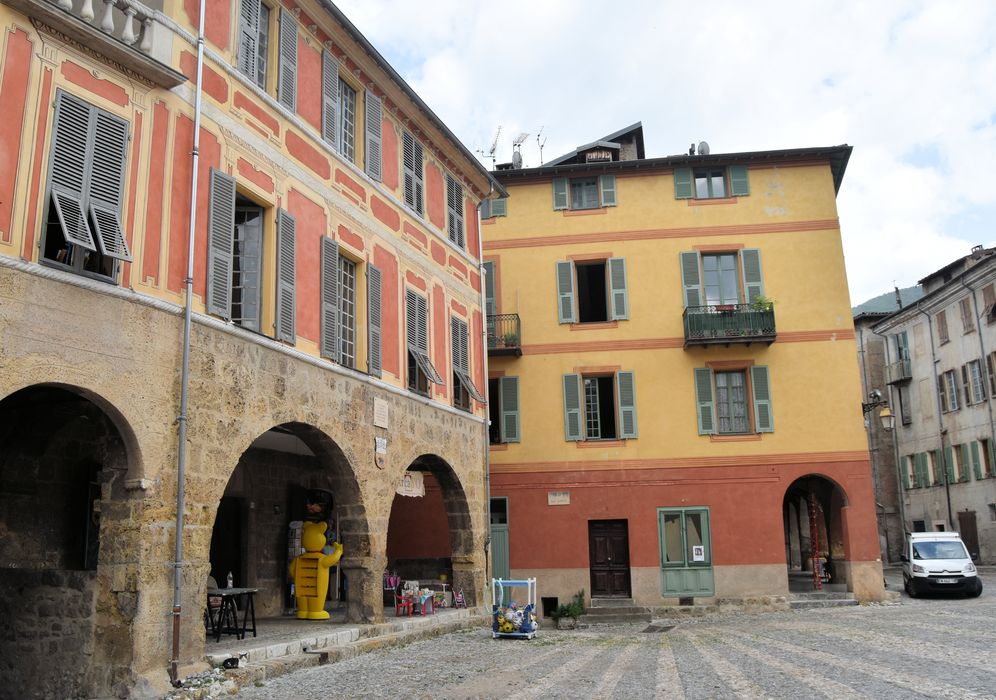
[683,303,776,347]
[487,313,521,357]
[885,358,912,385]
[2,0,186,87]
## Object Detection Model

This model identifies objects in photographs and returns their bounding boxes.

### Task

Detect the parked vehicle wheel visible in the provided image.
[967,581,983,598]
[904,575,917,598]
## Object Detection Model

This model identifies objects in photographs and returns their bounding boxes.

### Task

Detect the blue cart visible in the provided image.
[491,578,538,639]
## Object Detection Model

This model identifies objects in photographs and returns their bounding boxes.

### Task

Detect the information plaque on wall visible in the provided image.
[547,491,570,506]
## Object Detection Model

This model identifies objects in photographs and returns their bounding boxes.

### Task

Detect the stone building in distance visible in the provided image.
[0,0,496,696]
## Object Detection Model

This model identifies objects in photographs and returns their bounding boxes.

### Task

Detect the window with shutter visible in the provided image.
[446,174,465,248]
[274,208,296,342]
[238,0,269,89]
[451,316,483,411]
[937,309,949,343]
[960,297,975,333]
[231,201,264,331]
[679,249,765,309]
[206,168,236,319]
[694,368,716,435]
[552,178,568,210]
[750,366,774,432]
[607,257,628,320]
[617,371,637,438]
[367,264,382,377]
[491,198,507,217]
[320,237,340,360]
[562,373,582,441]
[277,8,297,111]
[42,91,132,280]
[402,131,424,216]
[959,443,971,482]
[729,165,750,196]
[500,376,520,443]
[679,251,702,308]
[405,289,441,395]
[321,51,339,149]
[338,257,356,367]
[364,91,383,181]
[338,80,356,163]
[483,260,497,346]
[695,366,773,435]
[555,260,577,324]
[599,174,617,207]
[674,167,693,199]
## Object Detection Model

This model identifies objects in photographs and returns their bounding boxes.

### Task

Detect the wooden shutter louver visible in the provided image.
[367,264,382,377]
[483,260,496,318]
[740,249,764,304]
[694,367,716,435]
[552,178,568,210]
[971,441,983,480]
[452,317,484,402]
[751,365,773,432]
[608,257,628,320]
[729,164,750,196]
[617,371,638,438]
[491,198,507,217]
[555,260,576,324]
[277,8,297,111]
[406,289,442,384]
[275,208,296,342]
[321,51,339,148]
[237,0,260,79]
[402,132,424,216]
[364,91,383,181]
[599,174,617,206]
[563,373,582,441]
[500,376,520,443]
[88,110,131,261]
[959,443,970,481]
[674,167,693,199]
[206,168,237,319]
[320,237,340,360]
[446,174,464,248]
[680,251,702,308]
[49,93,96,251]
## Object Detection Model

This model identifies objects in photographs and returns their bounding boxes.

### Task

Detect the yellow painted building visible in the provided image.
[484,124,885,612]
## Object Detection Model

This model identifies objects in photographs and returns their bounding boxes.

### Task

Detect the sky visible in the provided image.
[336,0,996,305]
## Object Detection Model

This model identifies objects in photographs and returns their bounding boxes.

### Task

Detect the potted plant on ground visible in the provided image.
[550,589,585,630]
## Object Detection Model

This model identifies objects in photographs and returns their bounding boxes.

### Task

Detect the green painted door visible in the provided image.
[659,507,714,597]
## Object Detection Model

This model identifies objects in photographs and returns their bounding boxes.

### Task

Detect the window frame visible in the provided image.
[402,130,425,217]
[451,315,484,412]
[693,167,727,199]
[658,507,712,568]
[338,255,357,367]
[714,369,750,435]
[405,288,441,396]
[338,77,357,163]
[230,199,266,332]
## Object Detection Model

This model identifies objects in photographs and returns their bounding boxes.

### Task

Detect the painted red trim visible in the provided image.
[180,51,227,103]
[22,67,53,261]
[0,28,32,244]
[447,255,467,279]
[60,60,128,107]
[405,270,427,292]
[372,195,401,232]
[403,221,427,248]
[237,157,274,194]
[337,224,364,252]
[141,101,169,286]
[335,168,367,203]
[234,90,279,136]
[430,240,446,265]
[286,130,330,179]
[122,110,143,288]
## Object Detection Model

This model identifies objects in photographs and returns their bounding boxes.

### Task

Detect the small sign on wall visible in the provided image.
[547,491,570,506]
[374,436,387,470]
[374,398,389,429]
[692,545,706,562]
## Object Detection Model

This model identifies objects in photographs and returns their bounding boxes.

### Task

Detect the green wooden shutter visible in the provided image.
[367,264,382,377]
[480,198,491,219]
[944,445,955,483]
[751,366,773,432]
[599,174,617,206]
[320,237,339,360]
[483,260,496,317]
[617,371,637,439]
[552,177,568,210]
[680,251,702,308]
[740,249,764,304]
[959,443,971,481]
[88,110,131,261]
[694,368,716,435]
[500,376,520,443]
[237,0,259,79]
[275,208,296,342]
[608,257,628,320]
[555,260,576,323]
[674,167,693,199]
[729,164,749,196]
[321,51,339,148]
[563,373,582,441]
[277,8,297,111]
[492,198,507,217]
[206,168,236,319]
[364,91,383,181]
[971,441,983,480]
[48,92,96,252]
[896,331,910,360]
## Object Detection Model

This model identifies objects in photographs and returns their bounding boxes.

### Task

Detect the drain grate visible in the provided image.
[641,623,675,634]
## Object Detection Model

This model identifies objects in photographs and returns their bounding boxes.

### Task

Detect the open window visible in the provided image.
[237,0,275,91]
[319,239,359,367]
[488,376,520,444]
[555,258,628,324]
[563,371,637,441]
[405,289,442,396]
[451,317,484,411]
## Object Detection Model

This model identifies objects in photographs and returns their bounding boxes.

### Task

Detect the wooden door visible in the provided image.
[588,520,631,597]
[958,510,980,560]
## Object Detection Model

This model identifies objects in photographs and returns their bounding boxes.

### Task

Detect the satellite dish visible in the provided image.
[697,141,710,155]
[511,150,523,169]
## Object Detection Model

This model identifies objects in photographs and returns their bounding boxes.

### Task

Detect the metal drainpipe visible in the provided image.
[914,303,955,530]
[170,0,206,686]
[477,187,494,593]
[960,276,996,496]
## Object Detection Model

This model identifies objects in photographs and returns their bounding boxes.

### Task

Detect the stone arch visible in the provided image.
[0,383,138,698]
[782,473,851,593]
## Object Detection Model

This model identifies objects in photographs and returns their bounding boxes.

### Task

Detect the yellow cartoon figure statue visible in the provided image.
[288,521,343,620]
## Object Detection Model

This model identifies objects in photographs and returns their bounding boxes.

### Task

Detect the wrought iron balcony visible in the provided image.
[487,313,521,357]
[2,0,186,88]
[885,358,912,385]
[683,303,776,347]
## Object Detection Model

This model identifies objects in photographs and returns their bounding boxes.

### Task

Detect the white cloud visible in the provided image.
[336,0,996,303]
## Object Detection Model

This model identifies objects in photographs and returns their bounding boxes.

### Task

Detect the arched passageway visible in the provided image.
[205,422,372,630]
[783,474,850,593]
[0,384,135,698]
[385,454,477,610]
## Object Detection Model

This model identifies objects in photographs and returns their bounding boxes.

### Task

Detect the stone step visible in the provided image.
[589,597,635,608]
[789,598,859,610]
[791,591,852,600]
[580,607,652,625]
[583,605,651,616]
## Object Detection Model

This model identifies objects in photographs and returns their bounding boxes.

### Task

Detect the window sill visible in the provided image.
[39,258,119,286]
[688,197,739,206]
[709,433,762,442]
[569,321,618,331]
[489,443,509,451]
[577,439,626,449]
[562,207,607,217]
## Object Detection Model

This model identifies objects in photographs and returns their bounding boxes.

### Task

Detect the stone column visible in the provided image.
[341,555,385,623]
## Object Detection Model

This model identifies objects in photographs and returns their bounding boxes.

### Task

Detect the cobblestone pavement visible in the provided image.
[237,572,996,699]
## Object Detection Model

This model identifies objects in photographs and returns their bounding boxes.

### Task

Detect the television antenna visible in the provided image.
[511,132,529,169]
[536,126,547,164]
[476,125,502,169]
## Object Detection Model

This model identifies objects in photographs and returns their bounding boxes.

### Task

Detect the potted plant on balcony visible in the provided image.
[503,332,519,348]
[750,296,775,312]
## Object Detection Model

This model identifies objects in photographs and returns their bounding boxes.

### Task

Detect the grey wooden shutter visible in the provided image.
[48,92,96,251]
[552,177,568,210]
[617,371,637,439]
[680,251,702,308]
[729,165,749,196]
[413,140,424,216]
[88,110,131,261]
[751,365,773,432]
[452,317,484,402]
[403,131,416,210]
[320,237,340,359]
[206,168,236,319]
[275,208,296,342]
[740,249,764,304]
[367,263,382,377]
[364,91,383,181]
[608,257,628,320]
[446,174,464,247]
[694,367,716,435]
[563,373,582,441]
[500,376,520,443]
[674,167,693,199]
[492,198,507,217]
[277,8,297,111]
[405,288,418,352]
[599,174,617,206]
[237,0,259,78]
[321,51,339,148]
[480,198,491,219]
[555,260,576,324]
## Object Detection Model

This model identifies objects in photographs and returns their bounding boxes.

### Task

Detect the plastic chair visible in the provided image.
[394,592,413,617]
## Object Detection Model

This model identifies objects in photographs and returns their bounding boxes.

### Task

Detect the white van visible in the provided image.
[901,531,983,598]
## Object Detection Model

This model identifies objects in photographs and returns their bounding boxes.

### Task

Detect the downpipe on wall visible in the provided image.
[170,0,206,686]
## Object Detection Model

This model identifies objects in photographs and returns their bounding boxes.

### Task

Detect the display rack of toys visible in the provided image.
[491,578,538,640]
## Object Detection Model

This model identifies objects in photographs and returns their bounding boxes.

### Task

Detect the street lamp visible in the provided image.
[878,406,896,431]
